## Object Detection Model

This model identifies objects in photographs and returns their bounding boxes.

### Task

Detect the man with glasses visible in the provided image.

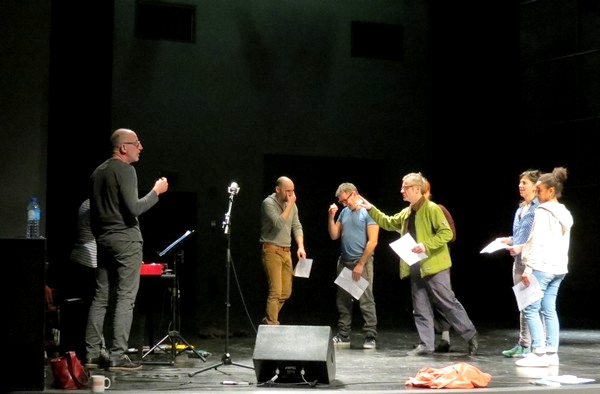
[86,128,169,371]
[357,172,478,356]
[328,183,379,349]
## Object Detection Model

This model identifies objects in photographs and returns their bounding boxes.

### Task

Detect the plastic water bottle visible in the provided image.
[26,197,41,238]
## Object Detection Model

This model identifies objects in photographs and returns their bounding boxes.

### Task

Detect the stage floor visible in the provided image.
[14,326,600,393]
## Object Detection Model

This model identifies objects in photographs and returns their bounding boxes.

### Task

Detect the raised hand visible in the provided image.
[328,203,338,217]
[355,194,372,210]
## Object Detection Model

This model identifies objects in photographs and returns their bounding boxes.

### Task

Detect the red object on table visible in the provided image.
[140,262,167,276]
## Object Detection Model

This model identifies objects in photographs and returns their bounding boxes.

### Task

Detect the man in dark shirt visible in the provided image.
[85,128,168,371]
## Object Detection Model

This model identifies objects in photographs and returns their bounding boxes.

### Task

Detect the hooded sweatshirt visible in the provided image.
[521,200,573,275]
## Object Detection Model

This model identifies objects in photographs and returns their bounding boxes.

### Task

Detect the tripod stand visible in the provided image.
[142,230,208,365]
[189,183,254,377]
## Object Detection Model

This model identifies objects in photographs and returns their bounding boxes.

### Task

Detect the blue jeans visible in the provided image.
[523,270,565,353]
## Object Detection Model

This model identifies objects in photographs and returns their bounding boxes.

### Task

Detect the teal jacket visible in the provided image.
[368,198,453,279]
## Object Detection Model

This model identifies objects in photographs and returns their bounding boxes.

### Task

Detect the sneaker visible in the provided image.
[407,344,432,356]
[515,353,549,367]
[435,339,450,353]
[502,344,531,358]
[468,333,479,355]
[547,353,559,366]
[363,336,376,349]
[85,354,110,369]
[332,334,350,347]
[109,354,143,371]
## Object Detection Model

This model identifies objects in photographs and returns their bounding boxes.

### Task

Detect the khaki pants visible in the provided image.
[261,245,293,325]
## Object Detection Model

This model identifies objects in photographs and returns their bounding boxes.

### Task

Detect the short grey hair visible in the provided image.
[335,182,357,198]
[402,172,425,193]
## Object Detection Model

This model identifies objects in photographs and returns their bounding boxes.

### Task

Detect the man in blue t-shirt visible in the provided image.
[328,182,379,349]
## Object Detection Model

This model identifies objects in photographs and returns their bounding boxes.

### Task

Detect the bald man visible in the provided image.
[259,176,306,325]
[86,128,168,371]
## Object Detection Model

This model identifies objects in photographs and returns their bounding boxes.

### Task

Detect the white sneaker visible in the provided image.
[515,353,549,367]
[547,353,559,366]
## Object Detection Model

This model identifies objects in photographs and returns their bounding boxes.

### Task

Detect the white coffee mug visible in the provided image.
[91,374,111,393]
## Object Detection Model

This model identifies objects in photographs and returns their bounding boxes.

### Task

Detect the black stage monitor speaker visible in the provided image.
[252,325,335,384]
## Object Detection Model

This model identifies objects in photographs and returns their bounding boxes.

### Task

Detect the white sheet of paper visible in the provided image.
[543,375,596,384]
[480,239,509,254]
[512,274,543,311]
[334,267,369,300]
[293,258,313,278]
[389,233,428,266]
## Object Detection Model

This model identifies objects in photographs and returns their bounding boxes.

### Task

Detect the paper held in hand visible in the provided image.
[389,233,428,265]
[334,267,369,300]
[512,274,543,311]
[294,258,313,278]
[480,239,508,254]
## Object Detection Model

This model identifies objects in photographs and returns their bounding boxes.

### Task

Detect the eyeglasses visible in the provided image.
[338,192,354,205]
[401,185,416,191]
[123,140,141,148]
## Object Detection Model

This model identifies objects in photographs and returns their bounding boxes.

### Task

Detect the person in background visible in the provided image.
[423,178,455,353]
[259,176,306,325]
[357,172,478,356]
[497,169,541,358]
[328,182,379,349]
[511,167,573,367]
[69,198,97,300]
[61,198,107,363]
[86,128,169,371]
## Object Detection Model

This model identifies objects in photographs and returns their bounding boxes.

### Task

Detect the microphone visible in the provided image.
[228,181,240,195]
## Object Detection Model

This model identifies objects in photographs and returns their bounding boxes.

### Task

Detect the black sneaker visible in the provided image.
[332,334,351,347]
[468,333,479,355]
[109,355,142,371]
[363,336,376,349]
[435,339,450,353]
[85,354,110,369]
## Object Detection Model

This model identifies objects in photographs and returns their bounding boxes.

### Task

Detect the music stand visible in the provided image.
[141,229,208,364]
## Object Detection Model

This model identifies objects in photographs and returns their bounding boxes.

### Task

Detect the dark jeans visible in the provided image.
[86,240,143,361]
[336,256,377,339]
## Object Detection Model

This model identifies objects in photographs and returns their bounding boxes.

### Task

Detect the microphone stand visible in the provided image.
[189,187,253,377]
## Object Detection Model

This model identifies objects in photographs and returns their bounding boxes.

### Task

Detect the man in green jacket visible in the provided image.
[357,172,478,355]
